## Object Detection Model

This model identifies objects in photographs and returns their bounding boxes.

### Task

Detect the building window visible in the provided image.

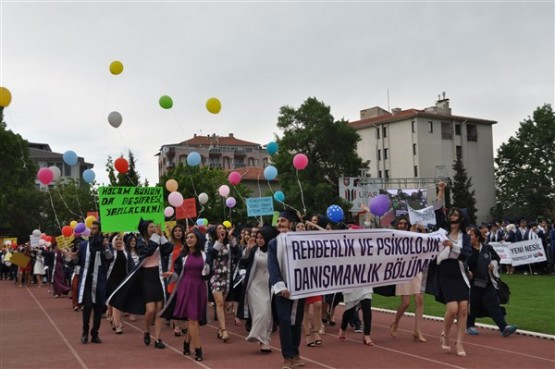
[414,166,418,177]
[377,149,381,161]
[382,126,387,138]
[378,170,382,178]
[441,122,453,140]
[384,148,389,160]
[376,127,380,139]
[413,143,417,155]
[385,170,390,179]
[456,145,462,158]
[428,121,434,133]
[411,120,415,133]
[467,124,478,142]
[455,124,461,136]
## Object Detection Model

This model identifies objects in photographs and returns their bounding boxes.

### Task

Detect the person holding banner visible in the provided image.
[268,210,306,369]
[107,219,173,349]
[236,225,277,353]
[389,214,427,343]
[428,182,471,357]
[465,226,517,337]
[207,223,241,343]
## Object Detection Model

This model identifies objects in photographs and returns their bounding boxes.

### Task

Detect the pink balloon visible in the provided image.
[82,227,91,237]
[225,197,236,208]
[37,167,54,185]
[293,153,309,170]
[218,185,230,197]
[168,191,184,207]
[164,206,175,217]
[228,171,242,186]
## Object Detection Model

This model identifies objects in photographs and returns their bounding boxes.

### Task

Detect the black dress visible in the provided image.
[106,250,128,297]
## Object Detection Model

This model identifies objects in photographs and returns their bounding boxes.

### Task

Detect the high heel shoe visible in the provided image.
[390,322,398,338]
[195,347,203,361]
[313,331,322,346]
[413,331,427,343]
[115,326,123,335]
[183,337,190,356]
[455,342,466,357]
[305,333,315,347]
[338,329,346,342]
[440,332,451,353]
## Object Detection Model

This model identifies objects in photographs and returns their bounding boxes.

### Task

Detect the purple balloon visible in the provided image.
[74,222,86,234]
[369,194,390,216]
[82,227,91,237]
[225,197,237,208]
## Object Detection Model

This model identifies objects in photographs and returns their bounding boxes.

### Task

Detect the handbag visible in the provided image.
[497,279,510,304]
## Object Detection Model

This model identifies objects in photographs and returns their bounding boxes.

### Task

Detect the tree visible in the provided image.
[159,164,252,225]
[451,156,478,225]
[105,150,143,186]
[495,104,555,219]
[272,97,369,218]
[0,112,43,242]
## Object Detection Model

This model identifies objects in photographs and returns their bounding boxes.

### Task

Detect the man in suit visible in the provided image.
[487,223,505,243]
[268,210,306,369]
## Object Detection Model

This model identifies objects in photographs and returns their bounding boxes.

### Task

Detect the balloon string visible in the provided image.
[232,185,260,224]
[172,112,188,139]
[186,166,198,198]
[296,170,307,215]
[47,188,63,232]
[124,173,137,187]
[267,180,302,217]
[54,186,82,219]
[74,182,84,218]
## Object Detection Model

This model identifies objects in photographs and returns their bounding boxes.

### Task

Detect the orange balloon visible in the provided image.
[166,179,178,192]
[114,157,129,174]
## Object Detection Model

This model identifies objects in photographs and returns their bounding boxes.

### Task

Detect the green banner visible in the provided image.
[98,186,164,232]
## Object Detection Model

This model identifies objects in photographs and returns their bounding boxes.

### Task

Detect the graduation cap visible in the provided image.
[278,210,300,223]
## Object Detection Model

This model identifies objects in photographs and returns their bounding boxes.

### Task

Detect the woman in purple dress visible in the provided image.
[160,228,210,362]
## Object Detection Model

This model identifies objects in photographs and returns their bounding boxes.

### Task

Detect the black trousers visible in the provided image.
[467,284,507,331]
[341,299,372,335]
[275,296,305,359]
[82,287,103,337]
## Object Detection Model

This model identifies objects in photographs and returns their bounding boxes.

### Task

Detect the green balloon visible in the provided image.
[159,95,173,109]
[203,218,208,226]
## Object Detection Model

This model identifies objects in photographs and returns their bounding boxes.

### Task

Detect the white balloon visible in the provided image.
[108,111,123,128]
[32,229,41,237]
[198,192,208,205]
[49,166,61,181]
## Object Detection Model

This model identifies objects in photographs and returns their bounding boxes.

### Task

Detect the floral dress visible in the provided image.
[210,244,231,294]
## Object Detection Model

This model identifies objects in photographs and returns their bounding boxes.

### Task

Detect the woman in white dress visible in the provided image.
[33,248,46,288]
[237,226,277,353]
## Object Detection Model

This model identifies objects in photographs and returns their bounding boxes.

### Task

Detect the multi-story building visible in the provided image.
[29,142,94,189]
[349,95,496,222]
[158,133,269,177]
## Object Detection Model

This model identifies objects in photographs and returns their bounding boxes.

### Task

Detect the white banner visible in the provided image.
[407,205,436,226]
[488,242,512,265]
[283,229,447,299]
[506,239,546,267]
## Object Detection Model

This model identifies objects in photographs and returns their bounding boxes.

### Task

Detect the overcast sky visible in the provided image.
[1,1,553,186]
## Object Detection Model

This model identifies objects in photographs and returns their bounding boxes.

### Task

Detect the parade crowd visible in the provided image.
[2,183,554,369]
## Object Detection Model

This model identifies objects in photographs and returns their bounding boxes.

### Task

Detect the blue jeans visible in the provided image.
[275,295,305,359]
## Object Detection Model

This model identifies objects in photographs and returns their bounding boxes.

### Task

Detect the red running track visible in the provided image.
[1,281,554,369]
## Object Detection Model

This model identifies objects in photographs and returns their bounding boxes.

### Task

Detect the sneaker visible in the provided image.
[466,327,479,335]
[354,324,363,333]
[502,325,517,337]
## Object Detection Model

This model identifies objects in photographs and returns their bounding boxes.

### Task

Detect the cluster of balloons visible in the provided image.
[369,194,391,217]
[60,215,98,238]
[0,86,12,108]
[196,218,209,226]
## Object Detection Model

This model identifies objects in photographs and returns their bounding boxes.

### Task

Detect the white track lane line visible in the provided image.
[26,287,89,369]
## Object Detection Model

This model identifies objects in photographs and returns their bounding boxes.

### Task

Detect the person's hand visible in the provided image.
[437,181,446,190]
[155,224,162,236]
[228,227,235,239]
[488,263,495,271]
[280,289,291,299]
[246,237,256,250]
[443,239,453,248]
[162,271,173,278]
[102,236,109,247]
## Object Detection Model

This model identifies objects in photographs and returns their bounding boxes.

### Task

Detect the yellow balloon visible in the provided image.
[109,60,124,75]
[223,220,231,228]
[0,87,12,108]
[70,220,78,229]
[206,97,221,114]
[85,215,96,228]
[165,179,178,192]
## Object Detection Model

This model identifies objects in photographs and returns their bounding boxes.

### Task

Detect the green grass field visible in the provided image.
[372,274,555,335]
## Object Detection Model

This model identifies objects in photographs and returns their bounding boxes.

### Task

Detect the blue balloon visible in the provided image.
[267,141,279,155]
[196,218,204,226]
[187,152,201,166]
[264,165,278,181]
[326,204,344,223]
[63,150,78,166]
[274,191,285,202]
[82,169,95,184]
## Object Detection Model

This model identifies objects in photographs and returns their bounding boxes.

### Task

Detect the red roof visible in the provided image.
[349,108,496,129]
[181,135,260,147]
